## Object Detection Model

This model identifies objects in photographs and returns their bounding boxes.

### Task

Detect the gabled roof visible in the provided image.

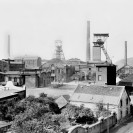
[116,65,133,71]
[70,84,125,106]
[74,85,123,96]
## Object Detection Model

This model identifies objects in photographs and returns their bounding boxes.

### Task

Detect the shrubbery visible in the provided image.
[0,93,98,132]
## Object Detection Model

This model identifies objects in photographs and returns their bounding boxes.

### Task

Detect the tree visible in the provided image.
[39,93,47,98]
[96,101,111,118]
[10,94,63,133]
[62,104,97,124]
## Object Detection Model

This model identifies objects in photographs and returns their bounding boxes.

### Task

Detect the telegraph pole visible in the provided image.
[107,103,109,133]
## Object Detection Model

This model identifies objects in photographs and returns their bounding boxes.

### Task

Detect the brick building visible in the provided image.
[96,64,116,85]
[14,56,42,69]
[41,58,75,83]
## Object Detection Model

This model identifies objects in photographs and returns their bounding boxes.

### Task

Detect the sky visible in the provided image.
[0,0,133,63]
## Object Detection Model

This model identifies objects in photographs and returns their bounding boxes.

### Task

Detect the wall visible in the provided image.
[15,57,42,69]
[0,73,5,82]
[117,89,130,120]
[93,46,101,61]
[25,75,36,88]
[70,100,129,121]
[9,62,24,71]
[39,72,51,87]
[67,114,117,133]
[107,66,116,85]
[96,67,107,85]
[0,60,9,72]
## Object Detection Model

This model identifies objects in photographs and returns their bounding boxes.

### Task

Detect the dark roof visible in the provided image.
[96,64,116,67]
[74,84,124,97]
[120,74,133,82]
[117,65,133,71]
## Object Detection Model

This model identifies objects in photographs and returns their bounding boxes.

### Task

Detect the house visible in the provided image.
[119,74,133,87]
[70,84,131,120]
[117,65,133,77]
[2,59,25,86]
[95,64,116,85]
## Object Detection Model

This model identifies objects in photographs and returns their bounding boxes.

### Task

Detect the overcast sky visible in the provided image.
[0,0,133,63]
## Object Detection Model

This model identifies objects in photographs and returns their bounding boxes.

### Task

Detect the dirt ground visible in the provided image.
[26,83,77,98]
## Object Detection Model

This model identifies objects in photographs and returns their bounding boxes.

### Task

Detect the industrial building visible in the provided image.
[14,56,42,69]
[82,22,117,85]
[41,58,75,83]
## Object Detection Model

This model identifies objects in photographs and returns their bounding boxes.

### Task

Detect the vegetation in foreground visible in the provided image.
[0,93,98,133]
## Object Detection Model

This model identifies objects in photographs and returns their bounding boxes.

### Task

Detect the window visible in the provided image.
[121,111,122,118]
[14,77,17,82]
[126,109,128,115]
[98,67,102,72]
[120,99,122,107]
[98,75,102,81]
[126,98,128,105]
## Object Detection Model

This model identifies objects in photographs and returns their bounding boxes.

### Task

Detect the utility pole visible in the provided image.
[107,103,109,133]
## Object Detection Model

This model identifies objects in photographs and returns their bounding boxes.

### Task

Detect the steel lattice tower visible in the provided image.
[54,40,65,60]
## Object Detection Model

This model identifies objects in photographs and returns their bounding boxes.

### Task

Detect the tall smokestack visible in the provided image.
[8,34,10,58]
[125,41,127,66]
[86,21,91,62]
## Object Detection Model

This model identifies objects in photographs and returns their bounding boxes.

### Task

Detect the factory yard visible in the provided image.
[26,82,78,98]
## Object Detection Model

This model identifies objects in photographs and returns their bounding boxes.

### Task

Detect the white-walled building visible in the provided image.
[70,84,131,120]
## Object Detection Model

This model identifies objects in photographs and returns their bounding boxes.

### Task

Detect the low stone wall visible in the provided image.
[67,113,117,133]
